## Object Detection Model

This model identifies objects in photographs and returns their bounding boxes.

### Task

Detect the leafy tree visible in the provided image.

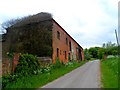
[84,48,91,60]
[98,48,106,59]
[88,47,99,58]
[102,41,118,56]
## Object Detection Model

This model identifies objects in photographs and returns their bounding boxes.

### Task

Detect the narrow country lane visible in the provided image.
[41,60,101,88]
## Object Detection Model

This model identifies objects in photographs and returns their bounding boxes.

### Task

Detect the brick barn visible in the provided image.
[52,19,84,63]
[2,12,84,64]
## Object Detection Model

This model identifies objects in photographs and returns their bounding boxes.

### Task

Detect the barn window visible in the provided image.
[57,31,60,40]
[69,41,71,51]
[66,38,68,45]
[57,48,59,58]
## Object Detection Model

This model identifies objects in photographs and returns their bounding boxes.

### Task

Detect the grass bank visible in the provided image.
[101,57,119,88]
[4,60,87,89]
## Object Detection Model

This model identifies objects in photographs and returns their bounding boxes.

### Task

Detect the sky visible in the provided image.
[0,0,119,49]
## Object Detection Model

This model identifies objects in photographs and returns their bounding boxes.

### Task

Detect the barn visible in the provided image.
[52,19,84,63]
[2,12,84,64]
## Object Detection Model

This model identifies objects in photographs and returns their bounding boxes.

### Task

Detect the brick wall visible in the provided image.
[52,19,84,63]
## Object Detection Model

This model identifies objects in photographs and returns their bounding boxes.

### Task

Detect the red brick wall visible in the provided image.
[52,20,84,63]
[2,53,20,75]
[52,21,68,63]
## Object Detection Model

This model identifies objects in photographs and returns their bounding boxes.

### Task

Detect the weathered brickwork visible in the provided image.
[1,13,84,75]
[52,19,84,63]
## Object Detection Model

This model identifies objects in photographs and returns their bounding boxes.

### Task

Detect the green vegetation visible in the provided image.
[101,57,119,88]
[2,54,87,88]
[2,54,41,88]
[2,12,53,58]
[84,41,118,60]
[15,54,40,76]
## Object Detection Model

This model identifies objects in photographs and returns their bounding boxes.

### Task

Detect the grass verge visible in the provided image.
[100,57,118,88]
[4,60,87,89]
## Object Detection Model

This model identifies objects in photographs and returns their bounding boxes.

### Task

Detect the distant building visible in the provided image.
[2,12,84,63]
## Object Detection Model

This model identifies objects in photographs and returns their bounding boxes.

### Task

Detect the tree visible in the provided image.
[84,48,91,60]
[98,48,106,59]
[88,47,99,58]
[102,41,118,56]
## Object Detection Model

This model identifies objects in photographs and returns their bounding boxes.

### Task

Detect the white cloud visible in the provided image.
[0,0,119,48]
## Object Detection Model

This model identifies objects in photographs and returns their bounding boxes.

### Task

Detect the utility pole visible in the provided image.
[115,29,119,46]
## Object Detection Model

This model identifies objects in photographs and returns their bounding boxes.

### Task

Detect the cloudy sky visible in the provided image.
[0,0,119,49]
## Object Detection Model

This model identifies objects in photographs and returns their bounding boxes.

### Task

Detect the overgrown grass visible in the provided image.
[101,57,119,88]
[89,58,96,61]
[4,60,87,89]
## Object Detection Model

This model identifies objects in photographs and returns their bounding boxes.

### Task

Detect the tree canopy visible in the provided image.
[84,41,118,60]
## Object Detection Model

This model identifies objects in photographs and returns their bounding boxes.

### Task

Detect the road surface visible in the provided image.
[42,60,101,88]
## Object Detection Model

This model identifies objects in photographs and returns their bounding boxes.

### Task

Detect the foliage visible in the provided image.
[102,57,118,74]
[2,53,41,88]
[2,52,87,89]
[2,12,53,58]
[102,42,118,56]
[101,57,118,88]
[3,60,87,88]
[102,41,116,48]
[40,65,51,74]
[52,58,64,69]
[84,41,118,60]
[2,74,11,88]
[98,48,106,59]
[1,19,19,30]
[65,62,74,67]
[84,48,91,60]
[6,50,14,59]
[88,47,99,58]
[15,54,40,76]
[7,50,14,74]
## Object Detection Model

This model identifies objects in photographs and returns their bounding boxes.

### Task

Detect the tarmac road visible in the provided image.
[42,60,101,88]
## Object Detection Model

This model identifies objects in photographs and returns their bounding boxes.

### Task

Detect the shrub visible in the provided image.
[65,62,74,67]
[2,74,11,88]
[52,58,64,69]
[15,53,40,76]
[40,66,51,74]
[84,53,91,60]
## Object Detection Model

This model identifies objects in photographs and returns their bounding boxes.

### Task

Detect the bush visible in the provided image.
[40,65,51,74]
[65,62,73,67]
[15,53,40,76]
[84,54,91,60]
[2,74,11,88]
[52,58,64,69]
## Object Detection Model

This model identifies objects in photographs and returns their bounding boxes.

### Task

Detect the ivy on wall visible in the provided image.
[2,12,53,57]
